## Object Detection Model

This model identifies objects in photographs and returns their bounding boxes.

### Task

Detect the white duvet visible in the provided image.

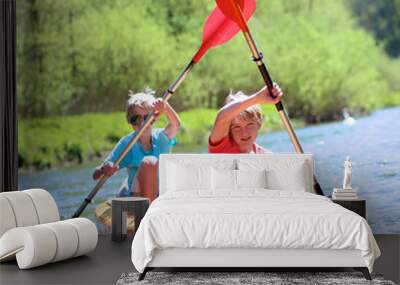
[131,190,380,273]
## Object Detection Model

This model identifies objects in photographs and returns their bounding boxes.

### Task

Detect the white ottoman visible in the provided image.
[0,189,98,269]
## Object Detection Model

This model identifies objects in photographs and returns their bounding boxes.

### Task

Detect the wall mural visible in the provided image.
[18,0,400,234]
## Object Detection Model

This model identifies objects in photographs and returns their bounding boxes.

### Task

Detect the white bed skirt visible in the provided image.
[148,248,366,268]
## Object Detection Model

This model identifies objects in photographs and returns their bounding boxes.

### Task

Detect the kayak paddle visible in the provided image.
[72,0,257,218]
[216,0,324,195]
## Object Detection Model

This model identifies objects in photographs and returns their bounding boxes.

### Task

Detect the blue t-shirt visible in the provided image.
[106,129,176,194]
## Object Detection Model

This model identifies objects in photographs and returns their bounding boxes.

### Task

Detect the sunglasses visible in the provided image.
[130,114,150,125]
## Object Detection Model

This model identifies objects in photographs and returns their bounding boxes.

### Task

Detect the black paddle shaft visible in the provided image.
[71,61,195,218]
[252,53,283,110]
[252,53,324,196]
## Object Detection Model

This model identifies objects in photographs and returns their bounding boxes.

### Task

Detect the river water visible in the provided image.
[19,107,400,234]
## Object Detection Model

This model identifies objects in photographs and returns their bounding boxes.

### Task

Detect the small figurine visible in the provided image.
[342,156,352,190]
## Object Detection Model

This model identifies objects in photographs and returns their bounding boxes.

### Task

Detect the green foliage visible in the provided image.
[17,0,400,121]
[350,0,400,58]
[252,0,394,121]
[18,107,286,170]
[17,0,91,117]
[18,112,127,169]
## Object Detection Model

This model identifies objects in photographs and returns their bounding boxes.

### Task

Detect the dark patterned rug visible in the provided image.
[116,271,396,285]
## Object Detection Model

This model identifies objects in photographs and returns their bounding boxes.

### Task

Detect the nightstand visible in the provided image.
[331,199,366,218]
[111,197,150,242]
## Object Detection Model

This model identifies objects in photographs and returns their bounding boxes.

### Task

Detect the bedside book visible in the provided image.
[332,196,359,200]
[332,188,359,200]
[333,188,358,193]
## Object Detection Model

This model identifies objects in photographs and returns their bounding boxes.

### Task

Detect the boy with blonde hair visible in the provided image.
[93,89,181,201]
[209,83,283,153]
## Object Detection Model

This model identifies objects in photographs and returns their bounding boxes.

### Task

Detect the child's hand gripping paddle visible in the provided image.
[215,0,324,195]
[72,1,257,218]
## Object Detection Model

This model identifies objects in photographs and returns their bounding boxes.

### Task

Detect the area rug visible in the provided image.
[116,271,395,285]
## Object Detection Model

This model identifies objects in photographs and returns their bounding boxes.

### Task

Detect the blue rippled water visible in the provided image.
[258,107,400,234]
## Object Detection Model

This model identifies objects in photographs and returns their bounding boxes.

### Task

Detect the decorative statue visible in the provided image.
[342,156,352,190]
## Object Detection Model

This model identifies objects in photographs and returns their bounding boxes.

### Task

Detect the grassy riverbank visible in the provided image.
[19,105,296,171]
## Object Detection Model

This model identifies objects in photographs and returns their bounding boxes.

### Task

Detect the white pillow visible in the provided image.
[238,158,309,192]
[266,161,307,192]
[212,168,237,191]
[236,169,268,189]
[167,163,212,192]
[211,168,268,191]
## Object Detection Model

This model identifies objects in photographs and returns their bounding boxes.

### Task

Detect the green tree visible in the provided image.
[16,0,400,121]
[350,0,400,57]
[17,0,94,117]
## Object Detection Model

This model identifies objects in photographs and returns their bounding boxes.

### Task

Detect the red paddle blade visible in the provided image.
[216,0,254,32]
[192,0,256,63]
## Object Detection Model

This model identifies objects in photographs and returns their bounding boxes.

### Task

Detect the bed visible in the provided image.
[131,154,380,280]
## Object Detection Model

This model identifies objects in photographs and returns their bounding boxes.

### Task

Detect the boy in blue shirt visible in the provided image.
[92,89,181,201]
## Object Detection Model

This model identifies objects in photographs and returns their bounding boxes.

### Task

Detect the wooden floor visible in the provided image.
[0,235,399,285]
